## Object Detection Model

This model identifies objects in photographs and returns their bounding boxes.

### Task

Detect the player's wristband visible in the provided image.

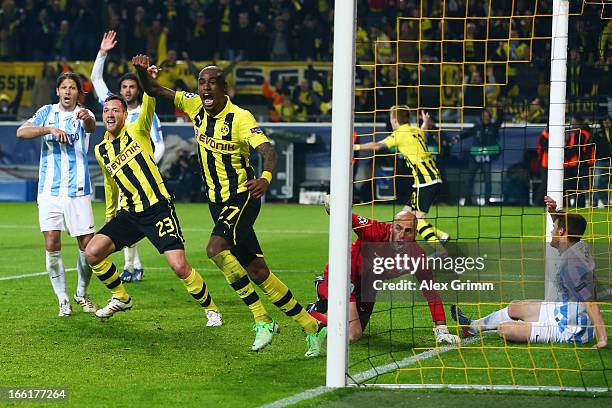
[354,144,361,151]
[261,171,273,183]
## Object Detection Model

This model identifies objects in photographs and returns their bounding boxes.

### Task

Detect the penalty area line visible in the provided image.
[260,336,482,408]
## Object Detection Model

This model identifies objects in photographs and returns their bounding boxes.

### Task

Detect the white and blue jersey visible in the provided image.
[552,240,596,343]
[29,104,93,197]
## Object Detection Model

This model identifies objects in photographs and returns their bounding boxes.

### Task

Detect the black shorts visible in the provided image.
[410,182,441,213]
[209,192,263,267]
[98,199,185,254]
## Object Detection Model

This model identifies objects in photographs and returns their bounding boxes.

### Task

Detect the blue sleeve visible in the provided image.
[29,105,52,127]
[151,113,163,142]
[561,262,594,301]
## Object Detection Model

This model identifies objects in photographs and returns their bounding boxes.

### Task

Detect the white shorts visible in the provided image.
[38,194,95,237]
[529,302,591,344]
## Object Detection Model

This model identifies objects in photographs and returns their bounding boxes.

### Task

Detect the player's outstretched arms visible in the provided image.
[354,141,386,152]
[246,142,277,199]
[17,122,71,144]
[132,54,175,100]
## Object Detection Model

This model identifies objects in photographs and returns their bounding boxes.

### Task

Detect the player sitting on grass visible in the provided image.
[451,196,607,348]
[308,197,460,344]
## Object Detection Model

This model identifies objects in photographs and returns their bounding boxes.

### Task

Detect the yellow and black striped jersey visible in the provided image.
[382,124,442,187]
[95,93,171,217]
[174,91,269,203]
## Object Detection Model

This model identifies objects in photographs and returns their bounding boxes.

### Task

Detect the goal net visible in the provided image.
[343,0,611,391]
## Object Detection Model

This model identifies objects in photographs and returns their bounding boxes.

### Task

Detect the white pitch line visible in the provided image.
[0,224,328,235]
[0,266,318,281]
[0,268,76,281]
[260,337,482,408]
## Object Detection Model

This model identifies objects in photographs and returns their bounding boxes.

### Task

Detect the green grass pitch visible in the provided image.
[0,202,610,406]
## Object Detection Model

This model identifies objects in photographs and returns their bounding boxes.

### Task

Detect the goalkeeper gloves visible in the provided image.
[433,324,461,344]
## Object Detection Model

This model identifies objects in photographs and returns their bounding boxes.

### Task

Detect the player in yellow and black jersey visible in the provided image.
[355,106,449,248]
[135,54,326,357]
[84,60,221,326]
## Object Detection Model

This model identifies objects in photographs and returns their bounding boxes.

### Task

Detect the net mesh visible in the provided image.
[350,0,611,390]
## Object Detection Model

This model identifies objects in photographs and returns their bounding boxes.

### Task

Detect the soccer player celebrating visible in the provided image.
[451,196,607,348]
[91,31,165,283]
[308,201,460,344]
[16,72,97,317]
[355,107,449,247]
[84,55,221,327]
[136,55,326,357]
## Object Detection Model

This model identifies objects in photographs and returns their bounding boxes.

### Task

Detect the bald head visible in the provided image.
[199,65,225,83]
[391,210,417,242]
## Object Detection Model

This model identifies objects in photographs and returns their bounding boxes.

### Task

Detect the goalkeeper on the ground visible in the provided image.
[451,196,607,348]
[307,198,460,344]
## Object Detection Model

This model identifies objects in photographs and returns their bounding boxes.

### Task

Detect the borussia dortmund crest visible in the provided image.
[220,123,230,137]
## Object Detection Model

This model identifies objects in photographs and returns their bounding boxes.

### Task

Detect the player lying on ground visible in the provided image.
[84,56,222,327]
[136,55,326,356]
[308,200,460,344]
[354,108,449,252]
[451,196,607,348]
[16,72,97,317]
[91,31,166,283]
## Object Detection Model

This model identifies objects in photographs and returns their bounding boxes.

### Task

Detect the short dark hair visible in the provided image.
[56,72,83,93]
[104,94,128,111]
[552,212,587,242]
[119,72,142,92]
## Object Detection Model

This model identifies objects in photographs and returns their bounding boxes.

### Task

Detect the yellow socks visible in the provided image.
[211,250,270,323]
[182,268,218,312]
[91,258,129,302]
[259,272,318,334]
[417,219,441,243]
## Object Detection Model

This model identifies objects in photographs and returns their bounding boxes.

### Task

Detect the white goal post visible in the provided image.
[326,0,570,388]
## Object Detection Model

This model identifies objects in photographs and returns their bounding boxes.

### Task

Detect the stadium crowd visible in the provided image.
[0,0,609,123]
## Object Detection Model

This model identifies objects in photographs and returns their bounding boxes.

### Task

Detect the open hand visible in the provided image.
[100,30,117,54]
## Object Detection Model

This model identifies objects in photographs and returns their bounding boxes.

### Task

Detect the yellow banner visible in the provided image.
[0,61,334,107]
[0,62,44,106]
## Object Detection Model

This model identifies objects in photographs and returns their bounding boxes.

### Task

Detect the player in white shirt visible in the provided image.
[451,196,607,348]
[91,30,165,283]
[16,72,97,317]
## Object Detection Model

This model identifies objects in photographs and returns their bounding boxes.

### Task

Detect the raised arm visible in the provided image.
[91,31,115,103]
[132,54,176,100]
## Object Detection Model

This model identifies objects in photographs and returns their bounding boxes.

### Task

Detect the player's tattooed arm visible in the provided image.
[132,54,175,100]
[257,142,278,173]
[246,142,277,199]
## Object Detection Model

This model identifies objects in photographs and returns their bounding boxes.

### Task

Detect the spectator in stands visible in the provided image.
[30,64,56,109]
[292,79,321,120]
[269,17,291,61]
[536,127,549,204]
[458,109,503,206]
[564,115,593,208]
[593,116,612,208]
[0,81,23,121]
[462,69,485,122]
[52,20,72,60]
